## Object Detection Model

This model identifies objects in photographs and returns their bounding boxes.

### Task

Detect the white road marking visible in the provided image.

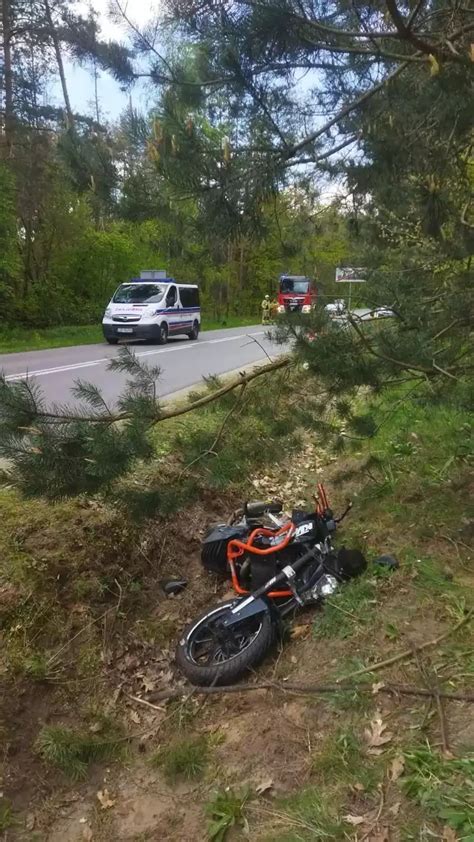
[4,331,269,382]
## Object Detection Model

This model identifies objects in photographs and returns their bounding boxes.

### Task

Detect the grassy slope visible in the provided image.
[252,392,473,841]
[0,315,258,354]
[0,376,472,840]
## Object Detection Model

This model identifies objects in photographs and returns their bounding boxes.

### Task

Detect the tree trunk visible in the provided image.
[239,238,245,293]
[43,0,74,129]
[1,0,14,151]
[93,59,100,124]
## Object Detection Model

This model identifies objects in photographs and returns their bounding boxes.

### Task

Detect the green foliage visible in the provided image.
[313,577,377,640]
[206,788,251,842]
[267,787,347,841]
[151,736,209,781]
[0,798,14,832]
[0,348,157,498]
[402,746,474,837]
[36,722,124,780]
[311,728,380,792]
[0,165,19,306]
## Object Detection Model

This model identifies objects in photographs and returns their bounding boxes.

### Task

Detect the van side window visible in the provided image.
[166,285,177,307]
[180,287,199,308]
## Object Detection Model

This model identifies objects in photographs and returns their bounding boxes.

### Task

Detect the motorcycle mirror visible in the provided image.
[160,578,188,596]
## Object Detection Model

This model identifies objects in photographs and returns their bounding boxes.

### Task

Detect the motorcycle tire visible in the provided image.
[175,598,277,686]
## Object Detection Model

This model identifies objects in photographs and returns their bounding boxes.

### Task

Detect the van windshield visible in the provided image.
[113,284,166,304]
[280,277,310,294]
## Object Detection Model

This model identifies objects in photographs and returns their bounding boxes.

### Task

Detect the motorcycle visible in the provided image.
[175,484,367,686]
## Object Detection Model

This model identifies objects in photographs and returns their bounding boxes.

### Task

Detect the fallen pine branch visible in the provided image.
[30,354,292,426]
[147,680,474,704]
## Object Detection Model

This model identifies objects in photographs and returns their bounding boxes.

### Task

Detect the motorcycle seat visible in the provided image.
[244,500,283,517]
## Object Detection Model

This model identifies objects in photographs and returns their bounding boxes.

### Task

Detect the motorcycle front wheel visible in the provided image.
[175,598,277,686]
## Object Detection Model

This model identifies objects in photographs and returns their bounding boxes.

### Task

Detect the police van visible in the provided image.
[102,270,200,345]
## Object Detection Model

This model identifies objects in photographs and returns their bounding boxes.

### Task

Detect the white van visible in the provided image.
[102,271,200,345]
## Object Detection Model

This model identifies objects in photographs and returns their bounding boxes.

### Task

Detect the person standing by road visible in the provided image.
[270,298,278,322]
[261,294,271,325]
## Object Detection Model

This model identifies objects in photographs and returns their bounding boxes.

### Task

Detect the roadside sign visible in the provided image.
[335,267,367,283]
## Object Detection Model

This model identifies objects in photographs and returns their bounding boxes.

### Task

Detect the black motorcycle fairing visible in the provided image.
[291,512,335,543]
[221,596,274,628]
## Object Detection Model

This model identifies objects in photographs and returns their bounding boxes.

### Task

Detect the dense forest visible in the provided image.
[1,0,472,496]
[0,0,365,328]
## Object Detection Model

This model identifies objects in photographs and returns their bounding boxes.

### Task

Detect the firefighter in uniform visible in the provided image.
[261,294,271,325]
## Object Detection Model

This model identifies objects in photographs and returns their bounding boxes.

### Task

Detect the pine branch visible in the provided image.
[345,314,456,377]
[283,63,409,159]
[385,0,439,56]
[2,355,292,428]
[71,381,113,415]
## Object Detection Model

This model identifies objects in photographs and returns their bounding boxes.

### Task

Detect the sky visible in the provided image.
[54,0,156,122]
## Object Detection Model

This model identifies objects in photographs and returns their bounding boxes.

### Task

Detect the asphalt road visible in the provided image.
[0,325,280,407]
[0,309,373,409]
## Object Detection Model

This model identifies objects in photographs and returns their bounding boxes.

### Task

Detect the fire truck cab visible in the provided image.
[277,275,317,314]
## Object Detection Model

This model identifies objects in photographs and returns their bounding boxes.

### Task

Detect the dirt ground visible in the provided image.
[1,440,472,842]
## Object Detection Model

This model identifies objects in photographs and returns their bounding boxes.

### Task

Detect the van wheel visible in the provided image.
[106,337,118,345]
[157,323,168,345]
[188,320,200,341]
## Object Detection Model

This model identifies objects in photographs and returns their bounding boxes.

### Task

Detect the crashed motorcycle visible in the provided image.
[175,484,367,686]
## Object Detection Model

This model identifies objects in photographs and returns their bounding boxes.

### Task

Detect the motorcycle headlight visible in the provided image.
[315,574,338,597]
[302,305,311,314]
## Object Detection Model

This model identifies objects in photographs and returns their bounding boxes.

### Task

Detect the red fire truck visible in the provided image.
[277,274,317,314]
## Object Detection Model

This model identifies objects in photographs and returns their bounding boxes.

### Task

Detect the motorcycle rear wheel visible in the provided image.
[175,598,277,686]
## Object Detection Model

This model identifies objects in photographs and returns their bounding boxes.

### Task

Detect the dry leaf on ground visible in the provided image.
[372,681,385,695]
[369,827,390,841]
[442,828,458,842]
[344,814,366,826]
[25,814,35,831]
[255,777,274,795]
[96,789,116,810]
[290,624,311,640]
[389,802,401,816]
[389,755,405,782]
[364,715,393,755]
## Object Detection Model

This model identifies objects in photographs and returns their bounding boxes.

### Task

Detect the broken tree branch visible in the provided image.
[18,355,292,427]
[178,383,247,478]
[410,644,452,756]
[147,680,474,704]
[337,609,473,682]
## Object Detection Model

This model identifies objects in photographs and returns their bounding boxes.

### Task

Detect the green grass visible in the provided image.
[151,735,210,782]
[0,324,103,353]
[0,798,14,831]
[311,727,381,792]
[313,576,377,639]
[262,788,347,841]
[402,745,474,837]
[36,722,125,780]
[0,315,258,354]
[206,788,251,841]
